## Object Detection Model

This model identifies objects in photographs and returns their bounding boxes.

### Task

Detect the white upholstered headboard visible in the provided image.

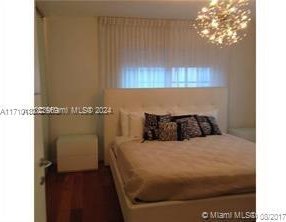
[104,87,228,165]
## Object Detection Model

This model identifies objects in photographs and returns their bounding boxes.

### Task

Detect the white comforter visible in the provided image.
[113,134,256,203]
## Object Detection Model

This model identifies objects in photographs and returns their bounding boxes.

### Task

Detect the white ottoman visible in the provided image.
[57,134,98,172]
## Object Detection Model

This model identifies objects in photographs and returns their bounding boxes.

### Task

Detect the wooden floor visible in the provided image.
[46,162,124,222]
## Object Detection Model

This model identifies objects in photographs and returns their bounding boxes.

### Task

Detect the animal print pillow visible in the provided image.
[158,122,177,141]
[143,113,171,140]
[196,115,222,135]
[195,115,212,135]
[176,116,203,140]
[207,116,222,135]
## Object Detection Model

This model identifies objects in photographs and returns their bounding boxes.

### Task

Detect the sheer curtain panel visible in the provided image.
[96,17,231,156]
[97,16,230,90]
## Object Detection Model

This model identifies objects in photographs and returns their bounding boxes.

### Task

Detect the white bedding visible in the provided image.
[112,134,256,203]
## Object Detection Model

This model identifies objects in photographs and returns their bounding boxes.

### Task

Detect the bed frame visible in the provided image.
[104,88,255,222]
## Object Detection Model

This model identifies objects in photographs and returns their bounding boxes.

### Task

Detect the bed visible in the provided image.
[104,88,256,222]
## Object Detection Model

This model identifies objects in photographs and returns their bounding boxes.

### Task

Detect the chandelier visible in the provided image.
[194,0,251,46]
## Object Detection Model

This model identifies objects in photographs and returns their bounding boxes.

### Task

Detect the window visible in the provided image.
[171,67,211,87]
[121,67,212,88]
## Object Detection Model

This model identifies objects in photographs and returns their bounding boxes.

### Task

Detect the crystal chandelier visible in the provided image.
[194,0,251,46]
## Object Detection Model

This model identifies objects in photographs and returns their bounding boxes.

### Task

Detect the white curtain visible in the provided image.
[96,17,231,151]
[97,16,230,91]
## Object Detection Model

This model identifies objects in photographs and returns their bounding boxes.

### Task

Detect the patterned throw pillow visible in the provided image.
[207,116,222,135]
[143,113,171,140]
[176,116,203,140]
[196,115,222,136]
[196,115,212,135]
[171,114,193,122]
[158,122,177,141]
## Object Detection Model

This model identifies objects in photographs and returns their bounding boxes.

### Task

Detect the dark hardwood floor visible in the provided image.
[46,162,124,222]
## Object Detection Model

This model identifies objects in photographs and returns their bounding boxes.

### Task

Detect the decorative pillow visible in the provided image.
[120,109,130,136]
[171,114,193,122]
[207,116,222,135]
[170,106,218,119]
[200,109,218,120]
[158,122,177,141]
[176,116,203,140]
[129,113,144,138]
[196,115,212,135]
[144,113,171,140]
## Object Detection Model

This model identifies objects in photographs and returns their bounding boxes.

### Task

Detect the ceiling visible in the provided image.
[36,0,256,20]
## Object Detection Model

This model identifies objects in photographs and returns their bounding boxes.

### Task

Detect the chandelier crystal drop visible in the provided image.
[194,0,251,46]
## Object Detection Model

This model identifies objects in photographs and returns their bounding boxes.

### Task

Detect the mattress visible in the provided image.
[112,134,256,203]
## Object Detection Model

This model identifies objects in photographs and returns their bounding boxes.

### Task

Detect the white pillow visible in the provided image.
[144,107,171,115]
[129,113,144,139]
[120,109,129,136]
[171,106,218,119]
[199,109,218,119]
[120,108,171,137]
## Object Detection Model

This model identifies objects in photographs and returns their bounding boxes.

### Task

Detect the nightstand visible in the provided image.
[228,128,256,142]
[57,134,98,172]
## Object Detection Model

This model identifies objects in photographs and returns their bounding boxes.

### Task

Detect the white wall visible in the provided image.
[45,17,99,159]
[229,22,256,128]
[44,17,256,160]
